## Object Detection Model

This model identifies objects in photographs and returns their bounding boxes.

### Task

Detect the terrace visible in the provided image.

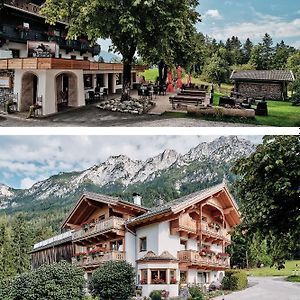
[72,250,125,269]
[178,250,230,270]
[72,216,125,244]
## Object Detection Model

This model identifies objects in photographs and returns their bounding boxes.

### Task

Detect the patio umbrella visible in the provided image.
[186,72,191,87]
[167,68,174,93]
[176,65,183,89]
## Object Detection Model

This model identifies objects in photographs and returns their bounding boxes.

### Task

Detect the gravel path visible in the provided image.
[213,277,300,300]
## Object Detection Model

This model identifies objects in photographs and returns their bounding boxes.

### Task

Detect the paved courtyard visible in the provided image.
[0,96,258,127]
[213,277,300,300]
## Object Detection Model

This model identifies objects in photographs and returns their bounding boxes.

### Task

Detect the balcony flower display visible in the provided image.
[170,278,178,284]
[74,252,87,261]
[200,248,215,257]
[152,278,165,284]
[216,252,230,259]
[88,248,102,258]
[16,25,29,32]
[140,279,147,285]
[81,221,90,231]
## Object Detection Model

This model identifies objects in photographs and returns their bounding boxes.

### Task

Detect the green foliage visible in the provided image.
[232,136,300,267]
[287,275,300,282]
[0,261,85,300]
[188,285,204,300]
[41,0,200,89]
[149,290,162,300]
[222,270,248,291]
[90,260,135,300]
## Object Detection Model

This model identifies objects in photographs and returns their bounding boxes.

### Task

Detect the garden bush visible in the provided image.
[222,270,248,291]
[188,285,204,300]
[0,278,13,300]
[0,261,85,300]
[90,260,135,300]
[149,290,162,300]
[13,261,86,300]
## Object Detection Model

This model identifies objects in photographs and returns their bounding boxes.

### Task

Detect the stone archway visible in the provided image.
[55,72,78,110]
[20,72,38,112]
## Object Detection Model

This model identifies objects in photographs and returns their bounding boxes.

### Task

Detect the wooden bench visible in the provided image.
[169,95,203,109]
[180,90,207,98]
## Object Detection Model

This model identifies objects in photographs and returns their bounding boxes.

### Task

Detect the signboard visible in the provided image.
[0,77,12,89]
[27,41,59,58]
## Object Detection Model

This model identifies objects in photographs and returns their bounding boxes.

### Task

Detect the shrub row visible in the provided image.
[222,270,248,291]
[0,261,85,300]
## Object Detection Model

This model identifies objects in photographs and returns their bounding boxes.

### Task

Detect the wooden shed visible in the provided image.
[230,70,295,100]
[31,231,74,269]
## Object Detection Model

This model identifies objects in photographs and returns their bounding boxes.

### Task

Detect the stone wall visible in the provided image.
[236,81,283,100]
[0,70,15,111]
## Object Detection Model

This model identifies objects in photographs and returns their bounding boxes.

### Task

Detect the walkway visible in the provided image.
[213,277,300,300]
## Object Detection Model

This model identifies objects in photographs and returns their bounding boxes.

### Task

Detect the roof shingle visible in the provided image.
[230,70,294,82]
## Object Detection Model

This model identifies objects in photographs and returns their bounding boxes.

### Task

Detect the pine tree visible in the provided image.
[242,38,253,64]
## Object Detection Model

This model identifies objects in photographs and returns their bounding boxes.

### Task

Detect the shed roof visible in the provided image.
[230,70,294,82]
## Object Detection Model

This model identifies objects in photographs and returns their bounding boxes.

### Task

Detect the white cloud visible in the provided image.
[0,136,262,189]
[203,13,300,41]
[204,9,222,20]
[20,177,36,189]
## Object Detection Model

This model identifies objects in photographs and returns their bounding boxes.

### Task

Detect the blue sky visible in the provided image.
[0,136,262,189]
[198,0,300,48]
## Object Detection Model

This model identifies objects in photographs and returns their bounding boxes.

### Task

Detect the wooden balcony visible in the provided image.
[178,250,230,270]
[200,222,231,244]
[0,58,147,72]
[72,217,125,244]
[170,216,197,236]
[72,251,125,269]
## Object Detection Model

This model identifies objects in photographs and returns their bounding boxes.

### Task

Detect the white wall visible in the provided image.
[211,244,222,253]
[136,223,159,259]
[187,239,198,251]
[125,232,136,268]
[157,221,180,257]
[187,269,198,285]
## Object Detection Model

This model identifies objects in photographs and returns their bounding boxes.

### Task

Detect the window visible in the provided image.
[98,214,105,221]
[180,239,187,250]
[83,56,88,61]
[71,55,76,60]
[151,270,166,284]
[10,49,20,58]
[139,237,147,252]
[116,73,123,85]
[140,269,148,284]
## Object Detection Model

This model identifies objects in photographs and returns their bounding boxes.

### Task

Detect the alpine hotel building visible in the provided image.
[31,184,241,298]
[0,0,144,116]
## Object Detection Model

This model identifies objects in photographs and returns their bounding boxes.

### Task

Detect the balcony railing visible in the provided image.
[72,216,125,242]
[178,250,230,269]
[4,0,41,15]
[200,222,231,242]
[72,251,125,268]
[0,24,100,55]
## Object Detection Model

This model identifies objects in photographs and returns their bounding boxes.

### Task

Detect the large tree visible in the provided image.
[232,136,300,267]
[41,0,200,98]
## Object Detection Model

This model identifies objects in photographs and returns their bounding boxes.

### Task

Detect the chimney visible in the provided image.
[133,193,142,206]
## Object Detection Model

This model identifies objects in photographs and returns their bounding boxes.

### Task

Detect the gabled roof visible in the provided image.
[61,192,148,229]
[128,183,240,226]
[137,251,178,262]
[230,70,295,82]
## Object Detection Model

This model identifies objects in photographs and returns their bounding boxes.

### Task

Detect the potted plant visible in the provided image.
[170,278,177,284]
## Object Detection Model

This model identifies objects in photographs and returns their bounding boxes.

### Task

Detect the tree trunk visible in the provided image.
[121,58,133,101]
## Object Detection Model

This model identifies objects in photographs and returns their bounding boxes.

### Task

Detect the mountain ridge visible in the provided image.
[0,136,256,212]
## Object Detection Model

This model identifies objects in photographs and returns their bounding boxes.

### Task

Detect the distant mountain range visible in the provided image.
[98,50,121,63]
[0,136,256,214]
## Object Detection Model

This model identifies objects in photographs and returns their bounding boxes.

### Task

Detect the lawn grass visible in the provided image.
[247,260,300,277]
[287,275,300,283]
[141,69,300,126]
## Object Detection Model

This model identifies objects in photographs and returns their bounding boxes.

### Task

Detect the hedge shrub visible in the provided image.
[222,270,248,291]
[90,260,135,300]
[0,278,14,300]
[1,261,85,300]
[188,285,204,300]
[149,290,162,300]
